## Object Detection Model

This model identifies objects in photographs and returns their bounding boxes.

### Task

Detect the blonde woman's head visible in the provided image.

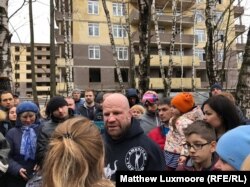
[42,116,114,187]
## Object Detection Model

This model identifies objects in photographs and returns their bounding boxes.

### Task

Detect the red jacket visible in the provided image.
[148,125,169,150]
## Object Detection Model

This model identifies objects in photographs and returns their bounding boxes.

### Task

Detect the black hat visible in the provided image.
[46,96,68,116]
[13,94,19,98]
[211,83,223,91]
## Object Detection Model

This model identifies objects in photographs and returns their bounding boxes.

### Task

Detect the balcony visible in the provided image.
[235,24,245,35]
[57,58,66,67]
[130,9,194,27]
[36,77,51,82]
[233,6,244,18]
[132,31,196,47]
[235,43,246,53]
[130,0,195,10]
[136,77,201,89]
[135,55,200,66]
[55,29,64,44]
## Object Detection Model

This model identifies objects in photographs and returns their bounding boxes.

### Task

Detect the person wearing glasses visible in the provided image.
[176,120,219,171]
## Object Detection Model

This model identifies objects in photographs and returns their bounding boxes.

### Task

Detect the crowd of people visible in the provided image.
[0,84,249,186]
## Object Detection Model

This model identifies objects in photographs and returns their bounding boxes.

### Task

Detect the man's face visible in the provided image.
[65,98,75,110]
[158,104,172,123]
[85,91,95,104]
[103,96,132,140]
[72,91,81,101]
[1,93,14,109]
[52,105,69,119]
[211,88,222,96]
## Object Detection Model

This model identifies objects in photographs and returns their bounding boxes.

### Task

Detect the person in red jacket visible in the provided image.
[148,97,172,150]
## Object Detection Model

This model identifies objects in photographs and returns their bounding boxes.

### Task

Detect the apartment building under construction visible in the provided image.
[9,0,245,98]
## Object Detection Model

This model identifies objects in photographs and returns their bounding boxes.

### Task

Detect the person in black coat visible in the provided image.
[102,93,165,181]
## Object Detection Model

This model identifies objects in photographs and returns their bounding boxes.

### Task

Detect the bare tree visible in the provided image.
[205,0,218,86]
[137,0,152,95]
[151,0,167,96]
[235,28,250,118]
[50,0,56,97]
[0,0,14,91]
[102,0,125,92]
[122,0,136,88]
[29,0,38,104]
[166,0,177,97]
[62,0,73,95]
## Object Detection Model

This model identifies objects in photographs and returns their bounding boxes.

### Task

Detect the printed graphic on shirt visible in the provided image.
[125,146,147,171]
[104,160,118,179]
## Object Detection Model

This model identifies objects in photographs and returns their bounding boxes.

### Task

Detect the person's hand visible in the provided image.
[19,168,28,180]
[178,155,187,165]
[33,164,40,172]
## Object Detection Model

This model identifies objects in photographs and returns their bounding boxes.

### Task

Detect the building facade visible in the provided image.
[54,0,244,92]
[10,43,66,100]
[10,0,245,98]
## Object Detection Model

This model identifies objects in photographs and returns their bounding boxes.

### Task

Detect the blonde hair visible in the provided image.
[42,117,114,187]
[130,104,145,114]
[241,155,250,171]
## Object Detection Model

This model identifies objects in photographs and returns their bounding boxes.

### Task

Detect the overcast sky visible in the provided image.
[8,0,250,44]
[8,0,50,43]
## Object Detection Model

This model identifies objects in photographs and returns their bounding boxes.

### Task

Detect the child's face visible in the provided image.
[171,106,181,116]
[186,134,216,169]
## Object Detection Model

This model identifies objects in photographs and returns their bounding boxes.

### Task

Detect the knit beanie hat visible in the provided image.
[16,101,39,115]
[216,125,250,170]
[211,83,223,91]
[171,92,194,113]
[46,96,68,116]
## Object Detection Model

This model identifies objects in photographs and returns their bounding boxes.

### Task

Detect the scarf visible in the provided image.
[20,124,38,161]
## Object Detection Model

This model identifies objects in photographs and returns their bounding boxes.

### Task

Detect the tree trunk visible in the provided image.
[123,0,136,88]
[205,0,218,87]
[29,0,38,104]
[0,0,12,91]
[102,0,125,93]
[152,0,167,96]
[62,0,73,95]
[235,28,250,118]
[50,0,56,97]
[166,0,177,97]
[137,0,152,95]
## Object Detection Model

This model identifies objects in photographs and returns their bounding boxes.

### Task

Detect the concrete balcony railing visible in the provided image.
[132,31,196,47]
[235,24,245,35]
[36,77,51,82]
[130,9,194,27]
[57,82,67,92]
[235,43,246,52]
[234,6,244,18]
[130,0,195,10]
[55,29,64,44]
[136,77,201,89]
[57,58,66,67]
[36,86,50,91]
[135,55,200,67]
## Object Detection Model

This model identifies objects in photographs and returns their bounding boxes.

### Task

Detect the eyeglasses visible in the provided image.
[184,142,211,151]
